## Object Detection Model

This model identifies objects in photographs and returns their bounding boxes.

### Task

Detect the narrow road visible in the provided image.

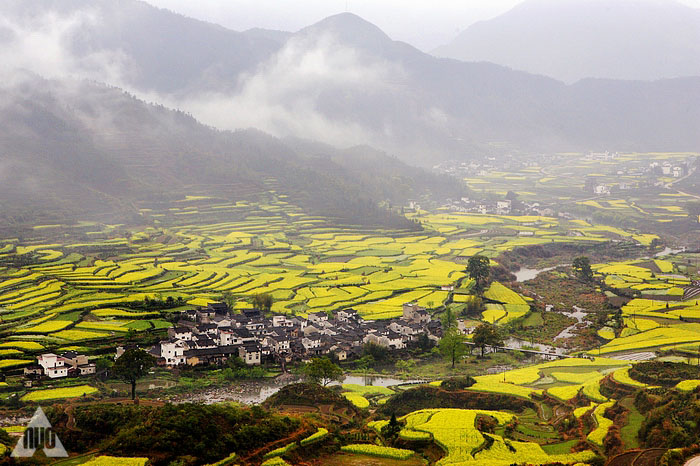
[665,165,697,188]
[685,455,700,466]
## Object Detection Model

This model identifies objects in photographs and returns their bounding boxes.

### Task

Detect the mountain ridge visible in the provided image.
[0,73,464,227]
[1,2,699,167]
[433,0,700,83]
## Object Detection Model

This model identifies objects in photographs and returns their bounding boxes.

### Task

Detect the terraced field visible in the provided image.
[586,258,700,356]
[397,408,595,465]
[463,357,628,401]
[458,151,699,228]
[0,193,652,358]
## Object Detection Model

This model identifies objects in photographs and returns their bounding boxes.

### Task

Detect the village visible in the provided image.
[21,302,444,381]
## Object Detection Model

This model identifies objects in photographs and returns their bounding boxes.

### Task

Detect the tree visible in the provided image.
[363,342,389,362]
[221,291,237,309]
[112,348,155,400]
[464,296,484,317]
[356,354,374,384]
[395,359,415,374]
[467,255,491,293]
[441,306,456,329]
[572,256,593,282]
[251,293,273,311]
[381,414,402,444]
[472,323,503,358]
[686,201,700,218]
[416,332,434,352]
[302,357,343,386]
[439,327,467,369]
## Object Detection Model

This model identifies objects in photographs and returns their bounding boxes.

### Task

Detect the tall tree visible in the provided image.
[439,327,467,369]
[572,256,593,282]
[112,348,155,400]
[472,323,503,358]
[221,291,237,309]
[302,357,343,386]
[251,293,273,311]
[441,306,456,329]
[467,255,491,293]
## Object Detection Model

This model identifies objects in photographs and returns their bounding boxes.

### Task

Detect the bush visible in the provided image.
[379,386,535,417]
[629,361,700,387]
[52,403,300,464]
[441,376,476,390]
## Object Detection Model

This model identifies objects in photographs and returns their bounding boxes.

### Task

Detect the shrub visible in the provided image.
[441,376,476,390]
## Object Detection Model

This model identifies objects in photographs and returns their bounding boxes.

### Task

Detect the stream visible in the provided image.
[553,306,590,341]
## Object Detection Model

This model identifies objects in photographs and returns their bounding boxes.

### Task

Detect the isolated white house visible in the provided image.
[594,185,610,195]
[37,354,68,378]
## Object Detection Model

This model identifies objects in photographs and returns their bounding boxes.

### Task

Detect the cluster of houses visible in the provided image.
[432,157,544,179]
[23,351,96,380]
[151,302,442,367]
[16,302,440,382]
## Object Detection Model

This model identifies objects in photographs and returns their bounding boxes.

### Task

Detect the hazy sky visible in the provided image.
[144,0,700,51]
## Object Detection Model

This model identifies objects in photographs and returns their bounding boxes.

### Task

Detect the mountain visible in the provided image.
[433,0,700,83]
[276,13,700,160]
[0,0,284,95]
[2,2,699,167]
[0,74,464,227]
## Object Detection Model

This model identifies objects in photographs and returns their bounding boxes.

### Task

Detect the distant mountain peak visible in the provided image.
[295,12,392,49]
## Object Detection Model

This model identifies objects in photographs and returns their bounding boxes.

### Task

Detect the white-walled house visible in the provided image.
[161,341,188,366]
[239,345,261,365]
[308,312,328,325]
[37,354,68,378]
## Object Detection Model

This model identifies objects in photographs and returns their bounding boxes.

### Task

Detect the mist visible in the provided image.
[171,33,405,148]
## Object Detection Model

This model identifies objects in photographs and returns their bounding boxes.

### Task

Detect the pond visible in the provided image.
[514,265,561,282]
[170,373,425,405]
[503,337,566,356]
[334,374,425,388]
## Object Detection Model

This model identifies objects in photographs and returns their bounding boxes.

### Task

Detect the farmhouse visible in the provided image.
[26,351,95,379]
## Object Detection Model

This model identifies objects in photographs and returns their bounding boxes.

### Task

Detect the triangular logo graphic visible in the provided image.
[11,407,68,458]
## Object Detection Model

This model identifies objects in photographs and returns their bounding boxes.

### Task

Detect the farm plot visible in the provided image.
[397,408,595,465]
[21,384,99,401]
[466,358,627,400]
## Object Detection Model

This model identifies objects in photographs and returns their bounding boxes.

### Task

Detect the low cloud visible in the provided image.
[0,9,132,88]
[0,8,423,152]
[169,33,406,148]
